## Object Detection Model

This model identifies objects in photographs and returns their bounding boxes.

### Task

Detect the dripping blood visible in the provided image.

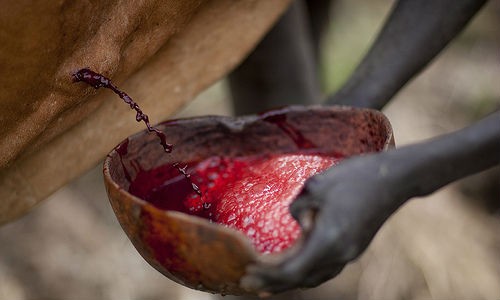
[73,68,201,196]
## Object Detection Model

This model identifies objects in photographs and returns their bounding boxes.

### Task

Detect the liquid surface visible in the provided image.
[129,153,341,254]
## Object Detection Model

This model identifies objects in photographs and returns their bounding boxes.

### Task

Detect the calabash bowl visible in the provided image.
[103,105,394,295]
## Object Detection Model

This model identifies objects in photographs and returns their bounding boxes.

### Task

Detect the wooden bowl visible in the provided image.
[103,105,394,295]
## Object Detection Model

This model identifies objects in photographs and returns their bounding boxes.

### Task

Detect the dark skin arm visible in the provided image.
[327,0,487,109]
[233,0,495,294]
[242,109,500,293]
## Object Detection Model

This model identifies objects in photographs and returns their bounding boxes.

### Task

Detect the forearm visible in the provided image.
[387,110,500,201]
[242,111,499,293]
[327,0,487,109]
[321,110,500,252]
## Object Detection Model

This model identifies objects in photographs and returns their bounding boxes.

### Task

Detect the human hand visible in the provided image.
[241,151,406,294]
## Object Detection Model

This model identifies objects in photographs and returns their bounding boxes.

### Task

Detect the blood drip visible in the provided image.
[73,68,201,196]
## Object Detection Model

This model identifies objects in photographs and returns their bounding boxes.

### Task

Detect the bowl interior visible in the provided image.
[109,106,392,190]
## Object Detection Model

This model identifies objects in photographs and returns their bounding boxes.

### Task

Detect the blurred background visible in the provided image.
[1,0,499,299]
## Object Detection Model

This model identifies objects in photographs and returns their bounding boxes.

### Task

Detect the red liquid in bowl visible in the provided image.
[129,153,341,254]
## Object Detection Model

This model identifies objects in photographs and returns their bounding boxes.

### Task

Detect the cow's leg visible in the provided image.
[228,0,322,115]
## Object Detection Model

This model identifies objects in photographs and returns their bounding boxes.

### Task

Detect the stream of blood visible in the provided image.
[72,68,201,196]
